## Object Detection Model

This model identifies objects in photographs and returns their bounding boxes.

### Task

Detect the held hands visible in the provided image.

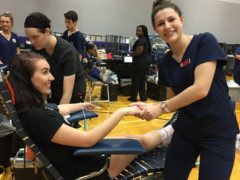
[129,102,163,121]
[119,106,142,116]
[140,103,162,120]
[128,102,147,118]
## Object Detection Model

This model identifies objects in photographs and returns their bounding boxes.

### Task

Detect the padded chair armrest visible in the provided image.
[67,110,98,123]
[73,139,145,156]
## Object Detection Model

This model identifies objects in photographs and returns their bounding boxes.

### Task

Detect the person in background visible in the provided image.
[233,45,240,85]
[0,12,20,67]
[24,12,86,105]
[86,43,99,62]
[131,0,239,180]
[9,52,174,179]
[83,43,99,72]
[0,12,20,180]
[128,25,152,102]
[62,10,86,61]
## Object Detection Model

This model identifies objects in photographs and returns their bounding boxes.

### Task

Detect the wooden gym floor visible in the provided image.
[82,80,240,180]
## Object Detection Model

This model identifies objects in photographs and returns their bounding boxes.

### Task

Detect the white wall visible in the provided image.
[1,0,240,43]
[178,0,240,44]
[0,0,153,37]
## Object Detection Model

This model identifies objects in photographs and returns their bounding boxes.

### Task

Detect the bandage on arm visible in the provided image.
[157,125,174,145]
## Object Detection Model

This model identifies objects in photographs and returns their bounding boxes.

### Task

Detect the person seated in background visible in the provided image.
[84,43,118,84]
[83,43,99,72]
[233,45,240,85]
[62,10,86,61]
[85,43,107,66]
[8,52,174,179]
[86,43,99,61]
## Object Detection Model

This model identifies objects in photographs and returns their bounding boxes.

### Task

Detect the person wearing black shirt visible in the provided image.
[128,25,152,102]
[24,12,86,104]
[9,52,175,179]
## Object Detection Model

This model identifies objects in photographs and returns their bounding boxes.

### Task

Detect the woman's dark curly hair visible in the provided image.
[9,52,46,113]
[137,25,152,55]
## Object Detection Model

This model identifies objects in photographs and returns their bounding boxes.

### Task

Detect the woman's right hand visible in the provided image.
[140,103,162,120]
[128,102,147,109]
[129,102,162,120]
[81,102,95,111]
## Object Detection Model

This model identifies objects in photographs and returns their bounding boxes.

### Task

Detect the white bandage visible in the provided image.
[157,125,174,145]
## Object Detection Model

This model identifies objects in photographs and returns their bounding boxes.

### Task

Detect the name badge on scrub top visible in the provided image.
[180,58,191,67]
[12,38,17,43]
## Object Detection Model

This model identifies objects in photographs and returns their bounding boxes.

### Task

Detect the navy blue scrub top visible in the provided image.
[158,32,239,140]
[0,32,19,65]
[233,46,240,71]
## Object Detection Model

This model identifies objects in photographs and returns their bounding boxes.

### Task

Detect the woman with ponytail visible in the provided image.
[131,0,239,179]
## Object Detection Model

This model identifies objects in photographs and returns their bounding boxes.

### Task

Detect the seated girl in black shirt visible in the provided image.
[9,52,174,179]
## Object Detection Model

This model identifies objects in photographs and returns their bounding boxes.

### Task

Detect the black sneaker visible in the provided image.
[140,98,147,101]
[128,97,137,102]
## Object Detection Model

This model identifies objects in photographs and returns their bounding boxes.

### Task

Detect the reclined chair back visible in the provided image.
[0,72,64,180]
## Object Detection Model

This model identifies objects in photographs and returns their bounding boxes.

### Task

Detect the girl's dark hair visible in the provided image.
[137,25,152,55]
[86,43,95,52]
[24,12,51,33]
[151,0,182,27]
[9,52,46,113]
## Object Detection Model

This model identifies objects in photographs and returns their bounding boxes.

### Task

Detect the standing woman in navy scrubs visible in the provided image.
[0,12,20,180]
[132,0,239,180]
[128,25,152,102]
[0,12,20,67]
